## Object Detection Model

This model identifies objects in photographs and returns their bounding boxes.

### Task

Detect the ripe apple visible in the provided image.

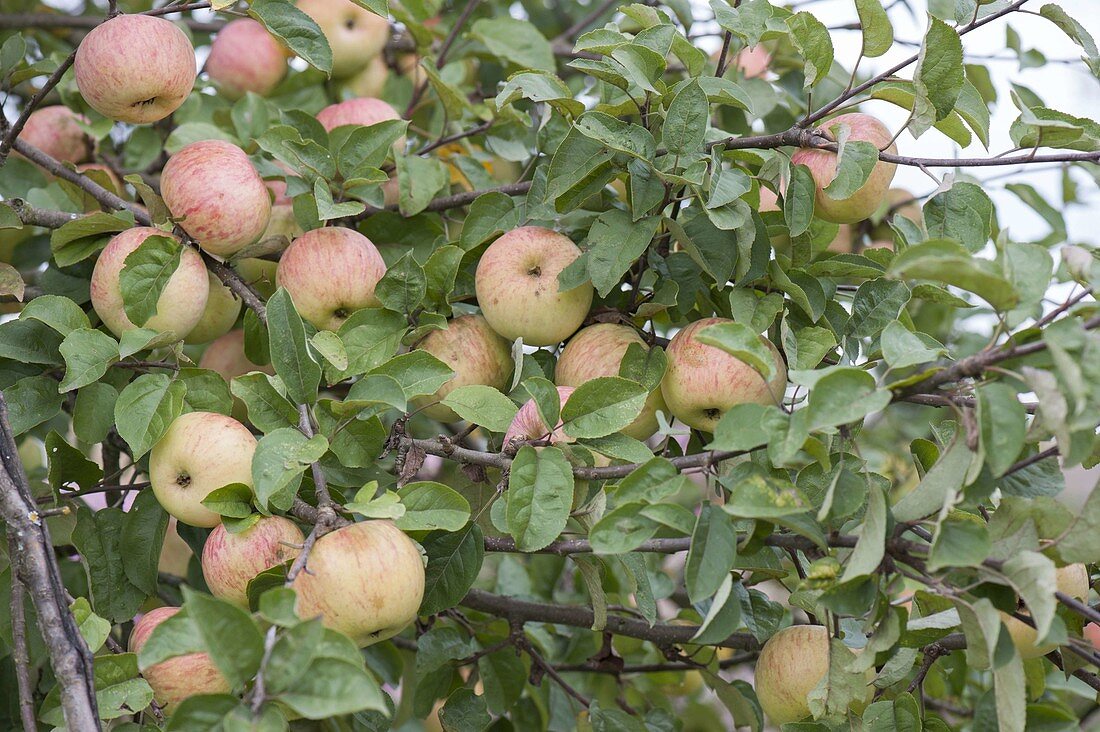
[20,106,91,164]
[555,324,667,440]
[74,14,196,124]
[713,45,771,79]
[1001,563,1090,659]
[199,329,274,381]
[754,625,873,724]
[344,54,389,98]
[149,411,257,528]
[790,113,897,224]
[90,227,209,340]
[474,227,594,347]
[869,187,923,241]
[184,272,242,345]
[504,385,576,447]
[201,516,304,607]
[204,18,287,100]
[661,317,787,432]
[1085,622,1100,651]
[275,227,386,331]
[315,97,404,150]
[161,140,272,258]
[296,0,390,78]
[292,520,425,646]
[413,314,514,422]
[129,606,231,711]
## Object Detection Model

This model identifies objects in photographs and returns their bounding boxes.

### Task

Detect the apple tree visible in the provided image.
[1,0,1100,729]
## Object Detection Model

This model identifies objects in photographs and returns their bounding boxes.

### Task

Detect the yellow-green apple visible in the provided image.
[661,317,787,432]
[234,258,279,299]
[344,54,389,98]
[130,606,231,711]
[555,324,667,440]
[161,140,272,257]
[754,625,873,724]
[20,106,92,164]
[790,113,897,224]
[204,18,287,100]
[201,516,304,607]
[90,227,209,340]
[504,385,576,447]
[258,203,303,249]
[474,227,593,347]
[292,520,425,646]
[184,272,242,345]
[315,97,404,150]
[412,314,514,422]
[149,411,257,528]
[276,227,386,331]
[1001,563,1090,659]
[296,0,390,78]
[869,187,923,242]
[74,14,196,124]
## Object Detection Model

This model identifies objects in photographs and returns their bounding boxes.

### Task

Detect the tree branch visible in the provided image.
[356,181,532,220]
[8,539,38,732]
[0,51,78,165]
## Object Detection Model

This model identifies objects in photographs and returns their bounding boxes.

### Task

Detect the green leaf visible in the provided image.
[51,211,133,267]
[685,504,737,603]
[266,288,322,405]
[786,12,834,88]
[262,617,324,695]
[420,523,484,615]
[460,192,520,250]
[888,240,1018,311]
[337,307,407,377]
[230,373,299,433]
[695,321,776,381]
[823,138,878,201]
[978,383,1027,478]
[928,513,990,571]
[846,279,911,339]
[506,446,574,551]
[59,328,119,393]
[880,320,946,370]
[911,16,964,137]
[804,367,892,431]
[662,80,709,155]
[70,597,112,653]
[440,385,518,432]
[375,251,426,315]
[471,17,555,71]
[71,507,146,622]
[21,294,91,336]
[200,482,255,519]
[114,373,186,458]
[182,588,266,688]
[923,182,993,253]
[119,234,184,329]
[576,111,657,161]
[784,165,816,237]
[1040,3,1100,76]
[369,350,453,399]
[278,656,388,719]
[120,490,169,595]
[589,503,660,554]
[396,481,471,532]
[313,178,365,220]
[73,382,119,444]
[45,431,102,492]
[893,439,973,522]
[249,0,333,75]
[496,71,585,118]
[252,427,327,512]
[395,154,449,217]
[855,0,893,57]
[561,377,647,439]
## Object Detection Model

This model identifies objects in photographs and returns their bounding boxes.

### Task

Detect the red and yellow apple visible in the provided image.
[130,606,231,711]
[413,314,514,422]
[201,516,304,607]
[204,18,288,100]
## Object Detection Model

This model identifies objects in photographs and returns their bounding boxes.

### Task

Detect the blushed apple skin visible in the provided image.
[316,97,401,131]
[1001,563,1090,659]
[199,330,274,381]
[714,45,770,79]
[276,227,386,331]
[504,385,576,446]
[296,0,390,78]
[293,520,425,647]
[129,606,231,711]
[161,140,272,258]
[204,19,287,100]
[790,113,897,224]
[184,271,242,345]
[21,106,92,164]
[202,516,304,607]
[413,314,514,422]
[149,412,257,528]
[754,625,873,725]
[555,324,667,440]
[90,227,209,340]
[661,317,787,432]
[475,227,594,347]
[74,15,196,124]
[759,187,852,253]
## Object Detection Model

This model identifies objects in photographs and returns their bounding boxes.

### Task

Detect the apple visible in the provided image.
[869,187,923,241]
[258,204,304,250]
[149,411,257,528]
[204,18,287,100]
[157,519,193,578]
[754,625,873,724]
[296,0,391,78]
[161,140,272,258]
[474,227,594,347]
[276,227,387,331]
[413,314,514,422]
[90,227,209,340]
[554,324,667,440]
[74,14,196,124]
[199,329,274,381]
[234,257,280,299]
[1001,563,1090,659]
[201,516,304,607]
[1085,622,1100,651]
[129,606,231,711]
[713,45,771,79]
[20,106,91,164]
[790,113,897,224]
[661,317,787,432]
[292,520,425,646]
[344,54,389,98]
[316,97,402,137]
[759,186,853,254]
[184,272,242,345]
[504,385,576,447]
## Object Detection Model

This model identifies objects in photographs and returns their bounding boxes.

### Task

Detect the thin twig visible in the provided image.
[8,538,38,732]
